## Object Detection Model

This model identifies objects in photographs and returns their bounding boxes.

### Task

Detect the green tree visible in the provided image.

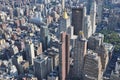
[99,30,120,52]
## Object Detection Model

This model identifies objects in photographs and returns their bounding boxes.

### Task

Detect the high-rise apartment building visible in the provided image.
[95,45,109,70]
[73,31,87,79]
[83,50,102,80]
[59,32,70,80]
[88,33,109,70]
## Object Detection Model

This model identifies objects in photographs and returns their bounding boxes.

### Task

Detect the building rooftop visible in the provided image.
[34,54,48,63]
[91,33,104,40]
[87,50,99,61]
[103,43,114,52]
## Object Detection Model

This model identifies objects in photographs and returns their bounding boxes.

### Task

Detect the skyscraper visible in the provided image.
[59,32,70,80]
[12,54,23,73]
[90,0,97,34]
[40,25,50,51]
[83,15,92,38]
[72,7,84,35]
[59,10,70,33]
[73,31,87,79]
[34,54,52,80]
[61,0,65,10]
[95,45,109,70]
[59,10,74,39]
[25,41,35,65]
[97,0,103,23]
[82,6,93,39]
[86,0,93,15]
[88,33,104,50]
[83,50,102,80]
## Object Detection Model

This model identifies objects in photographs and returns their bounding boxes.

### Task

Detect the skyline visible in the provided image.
[0,0,119,80]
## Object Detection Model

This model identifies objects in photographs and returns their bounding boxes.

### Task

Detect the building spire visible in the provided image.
[62,9,69,19]
[79,31,84,39]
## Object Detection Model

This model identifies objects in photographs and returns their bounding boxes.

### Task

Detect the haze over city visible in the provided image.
[0,0,120,80]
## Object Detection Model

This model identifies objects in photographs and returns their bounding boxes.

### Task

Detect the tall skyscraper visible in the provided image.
[82,6,93,39]
[73,31,87,79]
[86,0,93,15]
[59,10,74,39]
[34,54,52,80]
[25,41,35,65]
[97,0,103,23]
[72,7,84,35]
[61,0,65,10]
[59,32,70,80]
[40,25,50,51]
[90,0,97,34]
[83,15,92,38]
[59,10,70,32]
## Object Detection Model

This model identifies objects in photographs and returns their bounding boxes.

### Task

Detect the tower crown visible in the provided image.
[63,10,69,19]
[79,31,84,39]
